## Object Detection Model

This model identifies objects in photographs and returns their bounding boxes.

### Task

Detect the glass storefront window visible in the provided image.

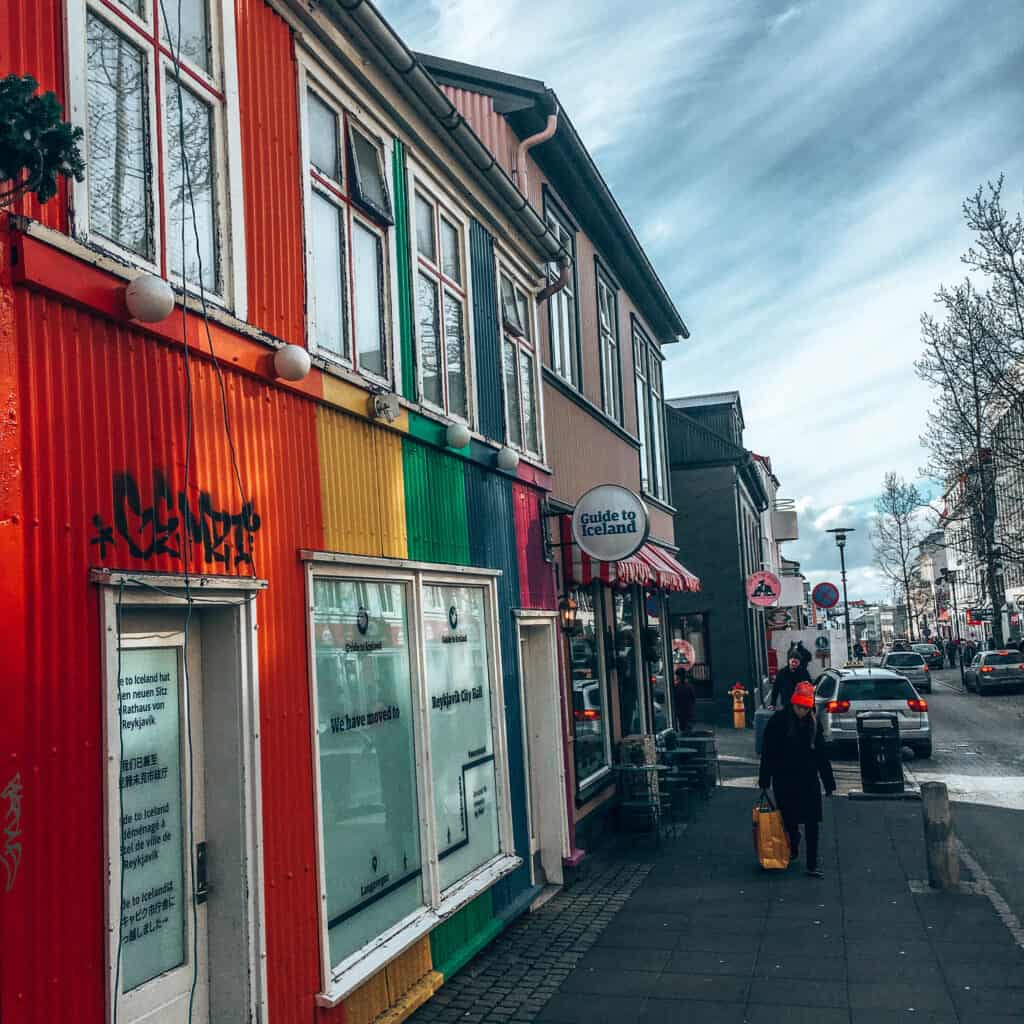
[672,613,712,699]
[313,578,423,968]
[644,592,670,732]
[613,590,643,737]
[423,584,501,890]
[570,585,610,787]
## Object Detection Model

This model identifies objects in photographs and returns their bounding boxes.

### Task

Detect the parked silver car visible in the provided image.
[964,649,1024,695]
[814,668,931,757]
[880,650,932,693]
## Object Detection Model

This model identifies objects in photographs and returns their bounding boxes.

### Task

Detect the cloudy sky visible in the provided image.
[376,0,1024,599]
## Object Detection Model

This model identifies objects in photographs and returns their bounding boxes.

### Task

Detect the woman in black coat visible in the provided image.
[758,682,836,876]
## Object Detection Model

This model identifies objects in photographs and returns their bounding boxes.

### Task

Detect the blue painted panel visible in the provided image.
[463,463,531,911]
[469,220,506,444]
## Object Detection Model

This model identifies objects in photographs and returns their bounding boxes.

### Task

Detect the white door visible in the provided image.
[110,611,208,1023]
[518,620,568,886]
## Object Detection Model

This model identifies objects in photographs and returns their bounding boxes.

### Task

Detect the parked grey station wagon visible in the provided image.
[964,649,1024,695]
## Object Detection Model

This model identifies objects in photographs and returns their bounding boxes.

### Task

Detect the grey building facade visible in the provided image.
[665,393,770,724]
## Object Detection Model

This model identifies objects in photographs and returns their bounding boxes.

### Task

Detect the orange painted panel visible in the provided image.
[235,0,307,345]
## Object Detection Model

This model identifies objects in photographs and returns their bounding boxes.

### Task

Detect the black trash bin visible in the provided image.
[856,711,904,794]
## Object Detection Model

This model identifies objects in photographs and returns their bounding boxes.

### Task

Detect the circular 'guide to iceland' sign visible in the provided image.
[571,484,650,562]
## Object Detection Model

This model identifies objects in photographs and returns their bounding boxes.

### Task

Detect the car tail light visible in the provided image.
[826,700,850,714]
[922,664,929,672]
[907,698,928,712]
[574,708,600,721]
[980,665,994,674]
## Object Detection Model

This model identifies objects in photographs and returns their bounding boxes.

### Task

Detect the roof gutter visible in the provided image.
[322,0,565,263]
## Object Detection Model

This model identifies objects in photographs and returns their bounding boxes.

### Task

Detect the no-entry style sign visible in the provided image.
[674,639,696,667]
[746,570,781,607]
[812,582,840,609]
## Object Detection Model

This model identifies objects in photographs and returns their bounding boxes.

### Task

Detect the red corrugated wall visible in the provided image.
[4,285,325,1021]
[0,0,70,232]
[512,482,557,610]
[235,0,307,345]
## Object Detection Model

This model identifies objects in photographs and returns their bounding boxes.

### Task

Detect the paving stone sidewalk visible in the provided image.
[412,784,1024,1024]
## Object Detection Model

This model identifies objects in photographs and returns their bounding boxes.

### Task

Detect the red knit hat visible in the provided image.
[791,682,815,708]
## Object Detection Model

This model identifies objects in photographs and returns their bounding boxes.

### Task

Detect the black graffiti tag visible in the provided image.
[90,471,261,567]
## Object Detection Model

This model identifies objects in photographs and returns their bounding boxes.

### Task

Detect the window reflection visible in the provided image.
[570,585,609,786]
[614,590,642,736]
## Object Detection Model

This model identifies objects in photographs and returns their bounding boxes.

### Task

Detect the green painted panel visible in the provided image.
[402,439,471,565]
[393,139,416,402]
[429,891,499,980]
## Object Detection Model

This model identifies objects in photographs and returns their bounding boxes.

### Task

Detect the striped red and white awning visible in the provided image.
[560,517,701,593]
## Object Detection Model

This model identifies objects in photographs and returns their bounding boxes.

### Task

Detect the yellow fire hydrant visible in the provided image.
[729,683,748,729]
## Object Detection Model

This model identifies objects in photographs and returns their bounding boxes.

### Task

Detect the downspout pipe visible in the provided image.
[535,255,570,306]
[516,107,558,197]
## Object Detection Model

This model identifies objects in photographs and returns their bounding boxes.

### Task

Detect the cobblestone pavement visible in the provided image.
[409,859,655,1024]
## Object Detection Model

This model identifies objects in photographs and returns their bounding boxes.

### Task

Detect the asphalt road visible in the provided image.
[906,667,1024,926]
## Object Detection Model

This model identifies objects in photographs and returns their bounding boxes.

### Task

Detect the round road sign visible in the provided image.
[812,582,840,609]
[746,571,781,607]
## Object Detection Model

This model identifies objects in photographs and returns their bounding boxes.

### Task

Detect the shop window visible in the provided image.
[643,591,670,733]
[302,81,391,379]
[499,269,541,457]
[423,584,500,890]
[412,186,471,421]
[309,566,514,994]
[672,613,712,699]
[77,0,239,302]
[570,585,611,788]
[613,589,643,736]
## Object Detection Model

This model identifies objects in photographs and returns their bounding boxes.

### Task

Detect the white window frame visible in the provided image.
[497,263,543,460]
[543,200,579,390]
[596,273,622,424]
[407,164,475,426]
[632,320,669,502]
[67,0,246,317]
[304,555,517,1005]
[297,62,395,386]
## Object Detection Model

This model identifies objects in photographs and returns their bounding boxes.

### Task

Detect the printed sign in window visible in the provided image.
[423,585,500,890]
[117,647,186,992]
[313,579,423,968]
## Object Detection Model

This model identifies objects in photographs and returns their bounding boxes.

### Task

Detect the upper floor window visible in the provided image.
[499,270,540,457]
[545,204,579,389]
[412,184,470,422]
[302,82,392,380]
[634,322,668,501]
[76,0,238,303]
[597,274,622,423]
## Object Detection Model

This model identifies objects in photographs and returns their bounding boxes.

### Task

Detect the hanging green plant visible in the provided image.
[0,74,85,208]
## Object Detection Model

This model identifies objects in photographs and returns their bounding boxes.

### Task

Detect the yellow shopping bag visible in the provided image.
[752,791,791,870]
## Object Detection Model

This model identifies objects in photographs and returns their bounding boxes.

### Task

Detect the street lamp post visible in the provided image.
[940,568,966,690]
[826,527,855,661]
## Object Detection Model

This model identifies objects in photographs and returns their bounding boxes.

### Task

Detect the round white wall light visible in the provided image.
[496,447,520,472]
[124,274,175,322]
[273,344,312,381]
[446,422,471,449]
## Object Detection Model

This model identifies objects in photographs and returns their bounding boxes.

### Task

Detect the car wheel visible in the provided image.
[914,742,932,758]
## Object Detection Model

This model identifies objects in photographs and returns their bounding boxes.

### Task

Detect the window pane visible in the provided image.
[519,349,538,454]
[564,290,578,386]
[117,647,185,991]
[444,293,468,419]
[603,336,620,421]
[309,191,347,358]
[349,127,391,219]
[514,287,531,344]
[423,585,501,889]
[650,394,665,499]
[166,77,218,292]
[86,16,153,260]
[352,222,386,377]
[313,578,423,968]
[307,91,339,180]
[503,340,522,449]
[636,374,650,491]
[571,586,609,785]
[415,194,436,262]
[440,218,461,283]
[417,273,442,407]
[160,0,210,72]
[499,274,522,334]
[615,591,642,736]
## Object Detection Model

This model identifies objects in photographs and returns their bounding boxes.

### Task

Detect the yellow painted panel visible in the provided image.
[379,972,443,1024]
[321,374,410,434]
[385,936,433,1004]
[343,969,390,1024]
[316,407,407,558]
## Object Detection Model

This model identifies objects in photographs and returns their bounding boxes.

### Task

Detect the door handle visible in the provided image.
[195,842,210,905]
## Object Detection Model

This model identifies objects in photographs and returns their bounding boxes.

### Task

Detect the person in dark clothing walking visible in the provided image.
[788,640,812,671]
[769,653,812,708]
[758,682,835,876]
[672,665,697,732]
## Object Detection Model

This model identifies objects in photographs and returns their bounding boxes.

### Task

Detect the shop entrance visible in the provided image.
[99,578,265,1024]
[517,616,568,887]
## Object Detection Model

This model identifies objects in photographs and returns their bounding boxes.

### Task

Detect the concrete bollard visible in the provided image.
[920,782,960,889]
